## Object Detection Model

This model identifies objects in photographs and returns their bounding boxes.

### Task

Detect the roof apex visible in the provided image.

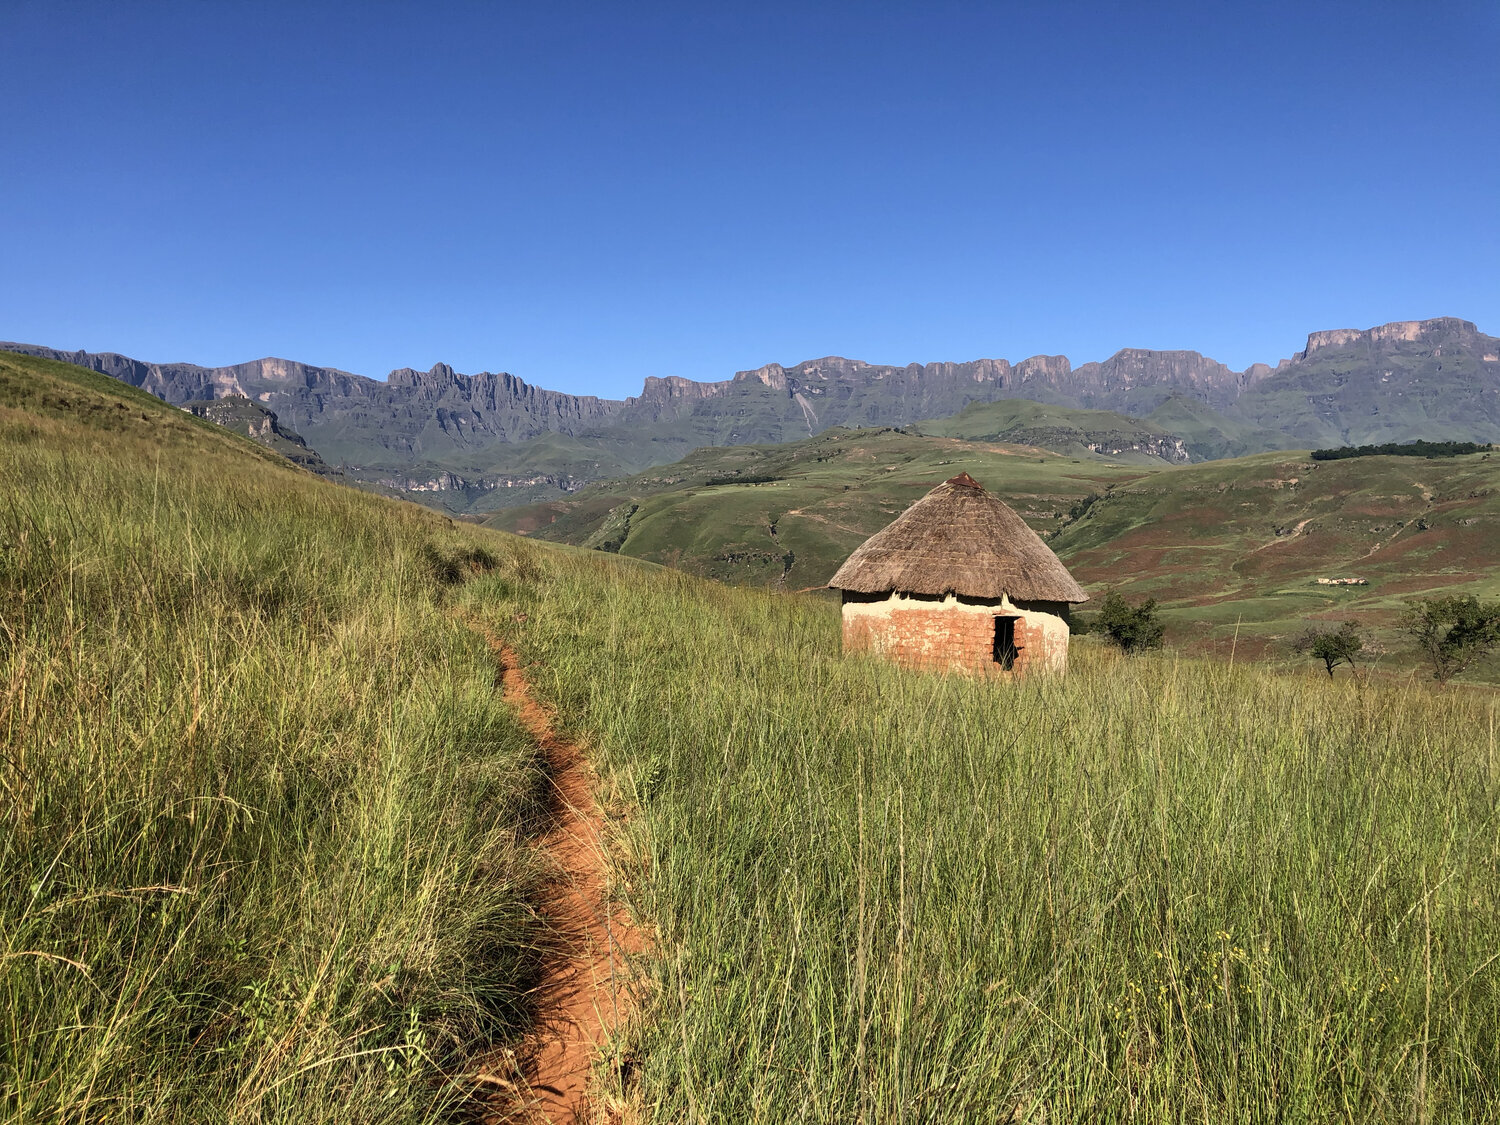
[827,473,1089,603]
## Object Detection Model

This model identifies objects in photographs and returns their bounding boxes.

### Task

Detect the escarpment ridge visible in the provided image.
[6,316,1497,507]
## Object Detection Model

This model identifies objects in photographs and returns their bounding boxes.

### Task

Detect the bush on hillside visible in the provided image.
[1088,590,1166,653]
[1401,595,1500,683]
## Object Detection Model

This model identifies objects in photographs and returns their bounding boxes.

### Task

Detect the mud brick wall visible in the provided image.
[842,602,1065,675]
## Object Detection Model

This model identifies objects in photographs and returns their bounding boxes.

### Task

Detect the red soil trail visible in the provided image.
[465,616,643,1124]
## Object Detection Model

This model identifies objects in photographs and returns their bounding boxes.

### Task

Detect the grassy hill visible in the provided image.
[485,427,1154,587]
[462,529,1500,1121]
[489,428,1500,673]
[0,351,554,1121]
[8,345,1500,1120]
[915,398,1189,463]
[1057,448,1500,663]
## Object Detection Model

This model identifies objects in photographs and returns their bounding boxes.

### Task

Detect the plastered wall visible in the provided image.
[840,591,1071,675]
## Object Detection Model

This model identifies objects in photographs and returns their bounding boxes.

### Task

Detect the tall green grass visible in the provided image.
[1,360,554,1122]
[473,557,1500,1123]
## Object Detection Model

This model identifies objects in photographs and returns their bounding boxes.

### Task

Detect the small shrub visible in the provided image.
[1091,590,1165,653]
[1065,493,1100,524]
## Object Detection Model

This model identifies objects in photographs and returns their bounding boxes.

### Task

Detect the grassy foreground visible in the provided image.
[1,353,552,1121]
[469,554,1500,1123]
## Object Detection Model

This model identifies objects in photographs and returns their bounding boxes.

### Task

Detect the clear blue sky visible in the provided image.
[3,2,1496,397]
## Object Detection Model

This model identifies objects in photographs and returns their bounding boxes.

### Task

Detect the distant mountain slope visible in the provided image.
[914,399,1191,463]
[181,394,334,475]
[7,316,1497,510]
[1145,393,1297,461]
[1231,318,1500,447]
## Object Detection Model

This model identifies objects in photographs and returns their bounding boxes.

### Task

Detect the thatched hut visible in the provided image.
[828,472,1088,675]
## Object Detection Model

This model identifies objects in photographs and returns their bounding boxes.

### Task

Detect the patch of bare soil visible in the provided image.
[465,615,643,1124]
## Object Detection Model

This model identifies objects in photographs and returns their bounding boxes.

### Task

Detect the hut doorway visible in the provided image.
[993,616,1020,670]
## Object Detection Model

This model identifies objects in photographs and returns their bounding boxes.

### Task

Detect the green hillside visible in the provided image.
[486,427,1153,587]
[1056,448,1500,660]
[0,351,552,1121]
[462,526,1500,1121]
[1145,392,1296,460]
[491,428,1500,671]
[914,398,1187,463]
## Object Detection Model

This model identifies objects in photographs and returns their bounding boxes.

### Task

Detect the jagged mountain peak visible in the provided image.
[7,315,1499,515]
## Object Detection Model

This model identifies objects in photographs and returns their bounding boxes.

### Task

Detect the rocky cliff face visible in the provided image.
[1069,349,1264,413]
[182,394,332,474]
[7,315,1496,490]
[718,351,1255,429]
[1297,318,1479,358]
[1235,318,1500,447]
[0,345,636,464]
[0,338,1281,459]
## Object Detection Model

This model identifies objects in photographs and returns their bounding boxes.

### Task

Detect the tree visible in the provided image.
[1092,591,1165,653]
[1400,596,1500,683]
[1292,621,1364,677]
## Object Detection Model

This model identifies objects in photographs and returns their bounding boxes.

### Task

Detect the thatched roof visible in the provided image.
[828,473,1089,603]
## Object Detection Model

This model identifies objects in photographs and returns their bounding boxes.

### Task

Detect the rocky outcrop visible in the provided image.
[182,394,332,474]
[1297,318,1480,358]
[1236,318,1500,447]
[8,315,1497,484]
[376,470,584,494]
[1083,436,1191,462]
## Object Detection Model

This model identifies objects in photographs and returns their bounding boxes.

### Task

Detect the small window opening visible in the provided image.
[993,616,1020,670]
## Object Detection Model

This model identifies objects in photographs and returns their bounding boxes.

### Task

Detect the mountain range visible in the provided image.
[5,316,1496,512]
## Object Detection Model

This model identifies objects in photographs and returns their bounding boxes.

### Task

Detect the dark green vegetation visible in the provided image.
[1291,621,1365,677]
[467,546,1500,1122]
[1312,440,1494,461]
[1,351,553,1120]
[1084,591,1166,652]
[10,316,1499,514]
[1401,596,1500,684]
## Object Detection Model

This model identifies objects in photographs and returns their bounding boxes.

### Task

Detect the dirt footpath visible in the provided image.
[467,617,643,1124]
